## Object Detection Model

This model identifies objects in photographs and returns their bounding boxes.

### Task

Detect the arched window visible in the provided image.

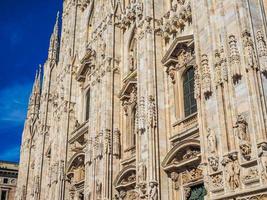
[183,67,197,117]
[85,90,90,121]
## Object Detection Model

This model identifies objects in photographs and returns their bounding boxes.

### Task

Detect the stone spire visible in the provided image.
[27,65,42,119]
[48,12,60,63]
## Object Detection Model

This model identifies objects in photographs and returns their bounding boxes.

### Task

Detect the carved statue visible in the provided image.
[149,181,158,200]
[201,54,212,98]
[208,156,219,171]
[234,114,249,142]
[207,128,217,154]
[224,155,240,190]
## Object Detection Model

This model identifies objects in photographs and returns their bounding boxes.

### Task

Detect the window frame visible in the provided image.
[182,66,197,118]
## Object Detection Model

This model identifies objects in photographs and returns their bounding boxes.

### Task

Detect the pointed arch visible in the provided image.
[162,139,201,172]
[114,165,136,190]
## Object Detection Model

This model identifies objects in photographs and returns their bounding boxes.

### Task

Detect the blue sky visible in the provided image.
[0,0,62,162]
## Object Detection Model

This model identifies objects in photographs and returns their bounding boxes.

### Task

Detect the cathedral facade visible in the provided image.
[16,0,267,199]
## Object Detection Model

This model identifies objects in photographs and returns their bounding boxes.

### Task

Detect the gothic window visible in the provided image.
[183,67,197,117]
[85,90,90,121]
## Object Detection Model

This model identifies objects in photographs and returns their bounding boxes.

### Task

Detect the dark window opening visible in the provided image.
[3,178,8,184]
[131,105,137,146]
[183,67,197,117]
[85,90,90,121]
[1,190,7,200]
[188,183,206,200]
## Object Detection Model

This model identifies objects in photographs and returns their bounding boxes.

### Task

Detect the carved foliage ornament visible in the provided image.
[158,1,192,39]
[256,30,267,76]
[229,34,242,83]
[201,54,212,99]
[117,0,143,30]
[233,114,251,160]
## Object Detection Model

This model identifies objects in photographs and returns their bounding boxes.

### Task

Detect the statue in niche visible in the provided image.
[149,181,158,200]
[234,114,249,142]
[223,154,240,190]
[207,128,217,154]
[73,157,85,183]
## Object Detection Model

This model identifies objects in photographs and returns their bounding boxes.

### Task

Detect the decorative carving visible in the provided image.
[117,1,143,30]
[234,114,251,160]
[208,156,219,172]
[182,148,200,160]
[242,167,259,184]
[138,163,147,183]
[137,182,147,198]
[201,54,212,99]
[209,173,223,190]
[96,179,102,200]
[182,168,203,184]
[77,0,91,11]
[234,114,249,142]
[119,190,127,199]
[138,96,146,133]
[222,154,240,190]
[170,172,179,190]
[85,137,93,165]
[149,181,158,200]
[159,1,192,39]
[207,128,217,154]
[52,162,59,183]
[148,95,157,128]
[214,49,223,86]
[94,133,103,159]
[184,187,191,199]
[256,30,267,76]
[121,171,136,185]
[71,156,85,183]
[242,30,257,70]
[104,129,111,154]
[33,175,40,199]
[194,65,201,99]
[113,128,121,158]
[229,35,241,83]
